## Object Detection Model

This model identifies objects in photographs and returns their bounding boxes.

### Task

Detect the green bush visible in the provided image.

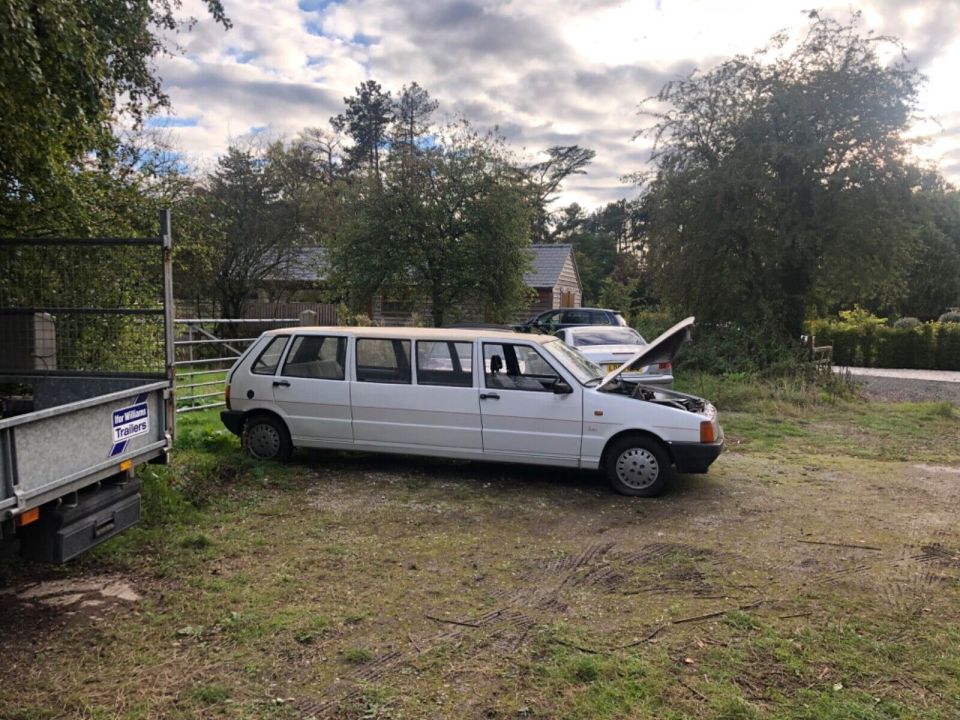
[630,310,674,340]
[677,323,802,375]
[935,323,960,370]
[893,317,920,329]
[806,317,959,370]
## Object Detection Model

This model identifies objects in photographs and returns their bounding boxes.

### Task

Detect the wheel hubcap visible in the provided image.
[246,423,280,460]
[615,447,659,490]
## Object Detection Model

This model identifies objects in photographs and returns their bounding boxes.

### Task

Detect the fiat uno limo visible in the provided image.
[220,318,722,496]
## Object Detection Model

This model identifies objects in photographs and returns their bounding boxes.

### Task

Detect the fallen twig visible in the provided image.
[678,678,708,702]
[672,601,762,625]
[778,611,813,620]
[407,632,422,653]
[796,539,882,551]
[610,623,666,650]
[553,637,601,654]
[424,614,481,628]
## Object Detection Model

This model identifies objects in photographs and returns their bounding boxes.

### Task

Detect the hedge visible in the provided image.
[806,321,960,370]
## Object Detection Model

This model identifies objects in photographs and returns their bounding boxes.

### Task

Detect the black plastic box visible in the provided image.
[20,476,141,563]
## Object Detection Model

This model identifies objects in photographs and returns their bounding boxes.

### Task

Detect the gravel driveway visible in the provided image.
[835,366,960,404]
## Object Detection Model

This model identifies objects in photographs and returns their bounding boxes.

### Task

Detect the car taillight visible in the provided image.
[658,362,672,370]
[225,384,231,410]
[700,420,716,443]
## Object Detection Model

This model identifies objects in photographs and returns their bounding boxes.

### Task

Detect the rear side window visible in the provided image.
[416,341,473,387]
[561,309,591,324]
[573,328,643,346]
[251,335,289,375]
[356,338,411,384]
[587,310,610,324]
[282,335,346,380]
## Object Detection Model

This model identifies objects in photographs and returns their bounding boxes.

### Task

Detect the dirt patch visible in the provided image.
[15,575,140,605]
[852,375,960,404]
[3,441,960,718]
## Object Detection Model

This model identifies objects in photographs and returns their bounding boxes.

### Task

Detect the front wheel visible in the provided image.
[242,414,292,462]
[604,436,670,497]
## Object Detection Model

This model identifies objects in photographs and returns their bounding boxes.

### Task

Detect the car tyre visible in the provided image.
[604,435,670,497]
[242,414,292,462]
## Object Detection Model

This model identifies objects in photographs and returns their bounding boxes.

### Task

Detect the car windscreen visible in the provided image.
[572,328,644,346]
[540,338,604,384]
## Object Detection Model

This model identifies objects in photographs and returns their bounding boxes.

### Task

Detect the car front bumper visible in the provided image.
[668,436,724,474]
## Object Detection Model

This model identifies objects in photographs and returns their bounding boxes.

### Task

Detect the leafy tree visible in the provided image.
[328,122,532,326]
[183,146,302,318]
[391,82,439,152]
[901,181,960,319]
[527,146,596,242]
[0,0,229,233]
[637,13,924,340]
[557,199,651,306]
[331,80,394,178]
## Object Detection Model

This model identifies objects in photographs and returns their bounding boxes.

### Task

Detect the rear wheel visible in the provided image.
[242,414,292,462]
[604,435,670,497]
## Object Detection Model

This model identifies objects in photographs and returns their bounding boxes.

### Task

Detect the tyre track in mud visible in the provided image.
[293,533,960,718]
[294,541,746,717]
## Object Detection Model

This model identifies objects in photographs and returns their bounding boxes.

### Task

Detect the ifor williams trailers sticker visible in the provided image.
[110,392,149,457]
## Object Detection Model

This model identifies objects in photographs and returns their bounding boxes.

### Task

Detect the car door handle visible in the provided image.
[272,380,291,388]
[480,392,500,400]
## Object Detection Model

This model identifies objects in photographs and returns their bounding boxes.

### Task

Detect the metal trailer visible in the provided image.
[0,211,175,562]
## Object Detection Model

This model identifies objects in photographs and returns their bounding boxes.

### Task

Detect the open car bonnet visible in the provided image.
[597,317,695,390]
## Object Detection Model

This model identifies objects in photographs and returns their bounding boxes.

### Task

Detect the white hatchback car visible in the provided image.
[220,318,722,496]
[554,325,674,388]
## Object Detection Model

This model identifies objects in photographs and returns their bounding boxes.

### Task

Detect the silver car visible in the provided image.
[555,325,674,388]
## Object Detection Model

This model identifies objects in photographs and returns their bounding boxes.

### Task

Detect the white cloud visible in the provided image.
[154,0,960,208]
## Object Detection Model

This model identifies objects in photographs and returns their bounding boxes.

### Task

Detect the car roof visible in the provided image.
[564,325,638,334]
[546,307,620,314]
[263,325,560,345]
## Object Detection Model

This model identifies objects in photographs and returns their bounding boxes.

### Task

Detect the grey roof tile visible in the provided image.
[272,244,575,289]
[524,244,573,288]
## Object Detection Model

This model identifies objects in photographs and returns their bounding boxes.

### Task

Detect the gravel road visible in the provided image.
[835,367,960,404]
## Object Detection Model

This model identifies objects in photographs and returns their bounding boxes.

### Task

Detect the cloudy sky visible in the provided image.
[153,0,960,209]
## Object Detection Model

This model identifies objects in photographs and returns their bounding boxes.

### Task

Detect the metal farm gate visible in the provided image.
[174,315,316,413]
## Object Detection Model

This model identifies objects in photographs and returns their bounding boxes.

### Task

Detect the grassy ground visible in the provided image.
[1,376,959,719]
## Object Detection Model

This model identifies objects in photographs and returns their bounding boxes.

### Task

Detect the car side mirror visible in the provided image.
[553,379,573,394]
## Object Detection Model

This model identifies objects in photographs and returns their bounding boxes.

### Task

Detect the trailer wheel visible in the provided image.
[604,435,669,497]
[242,414,292,462]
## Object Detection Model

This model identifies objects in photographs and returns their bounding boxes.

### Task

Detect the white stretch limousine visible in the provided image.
[220,318,722,496]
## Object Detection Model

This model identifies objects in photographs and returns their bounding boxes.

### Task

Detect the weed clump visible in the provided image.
[343,648,373,664]
[179,533,213,550]
[188,684,229,705]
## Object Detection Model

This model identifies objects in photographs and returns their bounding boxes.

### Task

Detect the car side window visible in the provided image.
[561,309,590,325]
[356,338,412,384]
[251,335,289,375]
[587,310,609,324]
[416,341,474,387]
[281,335,346,380]
[483,343,560,392]
[537,310,561,327]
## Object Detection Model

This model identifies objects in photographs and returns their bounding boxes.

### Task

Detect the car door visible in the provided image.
[235,334,292,412]
[350,337,421,446]
[408,339,483,453]
[479,341,582,463]
[272,333,353,444]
